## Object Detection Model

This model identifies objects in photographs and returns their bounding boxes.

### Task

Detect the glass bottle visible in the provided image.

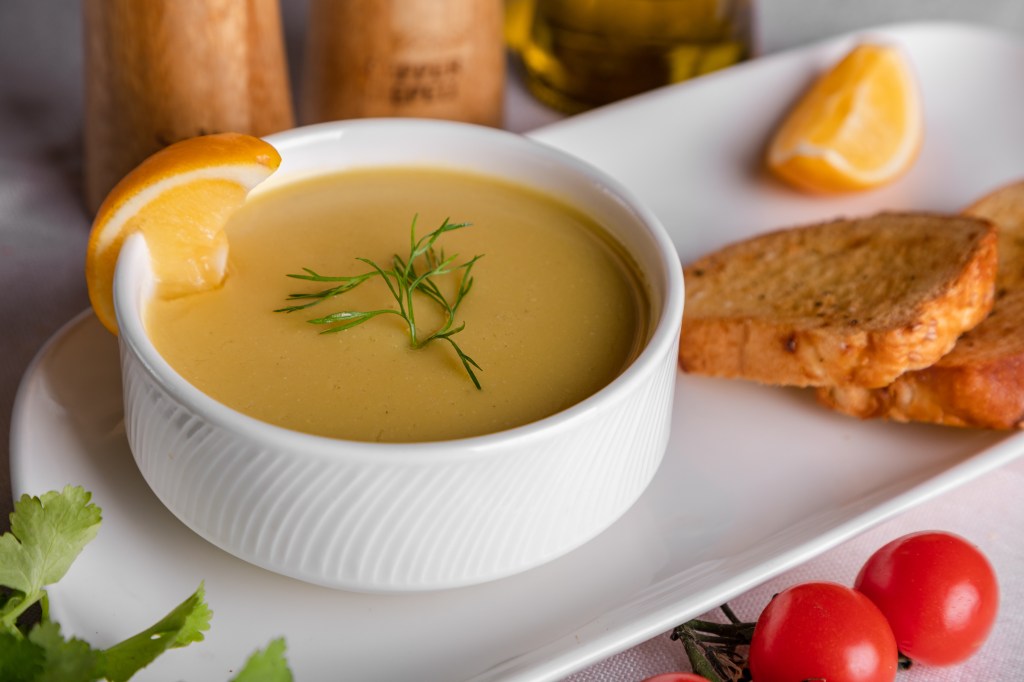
[508,0,751,114]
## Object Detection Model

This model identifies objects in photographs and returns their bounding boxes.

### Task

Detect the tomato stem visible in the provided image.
[677,628,727,682]
[683,619,755,642]
[720,603,742,624]
[671,605,755,682]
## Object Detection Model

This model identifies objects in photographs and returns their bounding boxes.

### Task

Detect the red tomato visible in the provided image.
[854,530,999,666]
[640,675,709,682]
[749,581,898,682]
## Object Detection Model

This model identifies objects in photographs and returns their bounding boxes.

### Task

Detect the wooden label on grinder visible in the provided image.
[303,0,505,127]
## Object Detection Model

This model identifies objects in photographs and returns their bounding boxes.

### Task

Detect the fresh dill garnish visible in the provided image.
[275,216,483,389]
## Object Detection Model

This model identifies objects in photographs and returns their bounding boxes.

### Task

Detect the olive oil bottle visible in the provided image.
[507,0,751,113]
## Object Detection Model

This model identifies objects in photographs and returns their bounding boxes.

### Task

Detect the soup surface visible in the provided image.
[146,168,648,442]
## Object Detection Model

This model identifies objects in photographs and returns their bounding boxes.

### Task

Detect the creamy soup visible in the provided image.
[146,168,648,442]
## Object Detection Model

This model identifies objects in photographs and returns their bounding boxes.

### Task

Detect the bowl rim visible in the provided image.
[115,118,684,464]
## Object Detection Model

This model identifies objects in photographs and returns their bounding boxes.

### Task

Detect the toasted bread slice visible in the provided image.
[817,182,1024,428]
[679,212,998,388]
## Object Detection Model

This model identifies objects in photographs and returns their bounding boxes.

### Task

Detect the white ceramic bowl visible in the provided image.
[114,119,684,593]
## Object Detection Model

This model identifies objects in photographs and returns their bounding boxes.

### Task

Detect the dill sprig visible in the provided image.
[275,216,483,389]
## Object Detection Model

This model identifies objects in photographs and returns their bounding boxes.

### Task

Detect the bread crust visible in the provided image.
[817,181,1024,429]
[679,212,998,388]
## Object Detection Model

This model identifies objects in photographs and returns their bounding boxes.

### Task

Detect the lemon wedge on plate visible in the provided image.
[86,133,281,334]
[767,43,923,193]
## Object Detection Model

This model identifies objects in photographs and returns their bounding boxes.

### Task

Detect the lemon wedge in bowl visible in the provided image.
[86,133,281,334]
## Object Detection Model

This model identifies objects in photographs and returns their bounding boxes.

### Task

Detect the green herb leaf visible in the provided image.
[0,631,45,682]
[308,308,400,333]
[27,621,104,682]
[278,216,484,388]
[100,583,212,682]
[0,486,101,633]
[231,638,293,682]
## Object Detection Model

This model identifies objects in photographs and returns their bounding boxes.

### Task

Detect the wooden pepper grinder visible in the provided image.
[83,0,295,214]
[302,0,505,127]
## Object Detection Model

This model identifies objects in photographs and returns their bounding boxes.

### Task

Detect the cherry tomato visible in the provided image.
[854,530,999,666]
[749,581,898,682]
[640,675,709,682]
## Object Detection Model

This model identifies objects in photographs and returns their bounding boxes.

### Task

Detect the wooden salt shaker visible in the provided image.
[302,0,505,127]
[83,0,294,214]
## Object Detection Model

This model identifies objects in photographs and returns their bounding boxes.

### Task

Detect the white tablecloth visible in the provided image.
[2,1,1022,680]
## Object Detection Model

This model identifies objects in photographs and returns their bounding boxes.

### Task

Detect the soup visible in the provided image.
[146,168,648,441]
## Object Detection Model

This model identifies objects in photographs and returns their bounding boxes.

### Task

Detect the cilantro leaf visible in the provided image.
[0,486,101,632]
[27,621,104,682]
[0,630,46,682]
[100,583,212,682]
[0,488,294,681]
[2,487,102,592]
[231,638,293,682]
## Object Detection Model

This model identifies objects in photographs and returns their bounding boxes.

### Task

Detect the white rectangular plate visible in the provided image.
[11,21,1024,682]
